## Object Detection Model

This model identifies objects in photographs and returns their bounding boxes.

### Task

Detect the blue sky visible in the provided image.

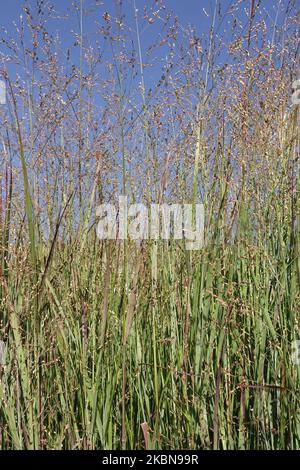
[1,1,291,68]
[1,1,289,46]
[1,1,228,26]
[0,1,226,50]
[0,0,293,108]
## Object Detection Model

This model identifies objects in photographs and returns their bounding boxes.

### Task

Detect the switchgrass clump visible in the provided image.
[0,0,299,449]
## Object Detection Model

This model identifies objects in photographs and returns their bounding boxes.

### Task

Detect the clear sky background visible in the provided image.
[1,0,232,28]
[1,0,292,91]
[1,0,290,52]
[0,0,294,110]
[0,1,234,51]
